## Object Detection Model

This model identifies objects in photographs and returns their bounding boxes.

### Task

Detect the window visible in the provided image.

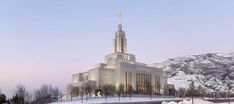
[126,72,132,92]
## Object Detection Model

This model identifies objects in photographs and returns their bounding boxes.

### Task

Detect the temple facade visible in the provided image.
[70,13,169,95]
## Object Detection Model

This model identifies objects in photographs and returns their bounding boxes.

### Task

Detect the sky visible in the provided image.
[0,0,234,97]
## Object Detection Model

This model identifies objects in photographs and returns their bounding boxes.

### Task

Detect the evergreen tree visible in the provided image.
[0,93,6,104]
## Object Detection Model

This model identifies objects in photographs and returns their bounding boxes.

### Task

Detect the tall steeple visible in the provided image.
[114,11,127,53]
[118,11,122,30]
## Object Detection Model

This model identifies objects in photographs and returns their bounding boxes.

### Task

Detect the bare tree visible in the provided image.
[15,84,27,104]
[25,91,33,104]
[198,86,207,98]
[102,84,116,101]
[16,84,26,98]
[73,86,80,99]
[118,84,124,101]
[227,83,233,104]
[67,84,74,101]
[150,86,153,100]
[34,84,52,103]
[188,81,195,104]
[127,84,133,100]
[80,85,84,103]
[84,84,92,101]
[178,88,187,100]
[197,85,202,97]
[155,80,161,95]
[51,87,62,102]
[146,82,153,100]
[33,84,61,103]
[67,85,81,100]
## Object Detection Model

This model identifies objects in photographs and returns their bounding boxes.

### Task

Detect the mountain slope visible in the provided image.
[153,52,234,92]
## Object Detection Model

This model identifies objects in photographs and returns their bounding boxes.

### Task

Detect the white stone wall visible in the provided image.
[99,68,115,87]
[88,68,99,86]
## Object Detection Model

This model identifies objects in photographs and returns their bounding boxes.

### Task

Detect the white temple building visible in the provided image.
[70,13,169,95]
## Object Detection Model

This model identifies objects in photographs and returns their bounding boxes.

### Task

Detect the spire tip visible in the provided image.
[118,11,122,25]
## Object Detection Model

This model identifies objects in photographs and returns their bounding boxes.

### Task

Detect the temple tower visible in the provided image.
[114,11,127,53]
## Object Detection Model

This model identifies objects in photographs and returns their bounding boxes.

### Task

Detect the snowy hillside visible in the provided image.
[153,52,234,92]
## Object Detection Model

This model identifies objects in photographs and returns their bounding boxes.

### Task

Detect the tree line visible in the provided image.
[0,84,62,104]
[176,81,234,104]
[67,83,156,102]
[1,81,232,104]
[67,84,121,102]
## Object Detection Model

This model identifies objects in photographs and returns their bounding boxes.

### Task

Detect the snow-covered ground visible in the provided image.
[50,97,182,104]
[51,97,234,104]
[162,98,234,104]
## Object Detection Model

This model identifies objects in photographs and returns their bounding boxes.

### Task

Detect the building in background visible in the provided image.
[70,12,170,96]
